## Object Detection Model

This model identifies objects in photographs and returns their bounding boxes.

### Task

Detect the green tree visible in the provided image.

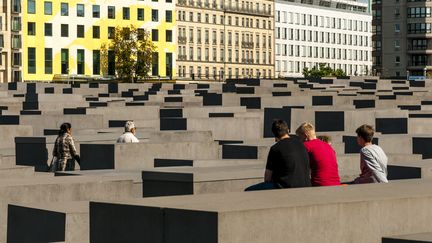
[302,63,347,78]
[332,69,347,78]
[101,25,155,82]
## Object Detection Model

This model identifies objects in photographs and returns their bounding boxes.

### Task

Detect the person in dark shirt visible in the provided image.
[245,120,311,191]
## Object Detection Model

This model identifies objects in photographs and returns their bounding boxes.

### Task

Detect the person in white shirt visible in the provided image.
[116,121,139,143]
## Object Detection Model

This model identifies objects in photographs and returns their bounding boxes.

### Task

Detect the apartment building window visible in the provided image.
[108,6,115,19]
[138,9,144,20]
[189,12,193,22]
[93,26,100,38]
[166,10,172,22]
[77,25,84,38]
[93,5,100,18]
[152,29,158,41]
[123,7,130,20]
[28,22,36,35]
[108,50,115,75]
[93,50,100,75]
[0,34,3,48]
[197,29,201,43]
[13,0,21,13]
[61,24,68,37]
[28,0,35,14]
[77,49,85,74]
[61,3,68,16]
[197,47,201,60]
[166,30,172,42]
[44,23,52,36]
[165,53,173,77]
[61,49,69,74]
[28,47,36,74]
[108,27,115,39]
[395,23,400,33]
[137,28,145,40]
[394,40,400,50]
[45,48,52,74]
[152,10,158,21]
[44,1,52,15]
[152,52,159,76]
[77,4,84,17]
[12,17,21,31]
[189,29,193,42]
[12,35,21,48]
[13,52,21,66]
[395,56,400,66]
[189,47,193,60]
[197,13,201,22]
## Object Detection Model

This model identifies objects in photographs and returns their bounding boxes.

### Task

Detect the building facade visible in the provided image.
[176,0,275,80]
[0,0,23,82]
[275,0,372,78]
[373,0,432,78]
[21,0,175,82]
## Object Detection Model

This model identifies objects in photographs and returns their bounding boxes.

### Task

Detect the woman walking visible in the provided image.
[50,123,80,172]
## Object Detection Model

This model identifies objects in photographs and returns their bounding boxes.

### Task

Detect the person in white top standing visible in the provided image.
[117,121,140,143]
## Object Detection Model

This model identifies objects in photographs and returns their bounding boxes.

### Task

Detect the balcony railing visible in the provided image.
[178,36,187,44]
[223,6,271,16]
[241,41,254,49]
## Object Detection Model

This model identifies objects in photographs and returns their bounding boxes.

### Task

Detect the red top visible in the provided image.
[303,139,341,186]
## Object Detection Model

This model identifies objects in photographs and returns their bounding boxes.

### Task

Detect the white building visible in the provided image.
[275,0,372,78]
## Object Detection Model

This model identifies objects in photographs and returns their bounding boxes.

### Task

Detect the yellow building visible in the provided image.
[22,0,176,81]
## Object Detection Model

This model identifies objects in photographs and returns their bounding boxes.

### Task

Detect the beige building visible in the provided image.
[176,0,275,80]
[0,0,22,82]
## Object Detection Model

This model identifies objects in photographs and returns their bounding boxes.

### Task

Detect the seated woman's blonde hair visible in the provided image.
[295,122,316,139]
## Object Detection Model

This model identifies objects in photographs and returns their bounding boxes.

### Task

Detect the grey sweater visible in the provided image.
[353,144,388,184]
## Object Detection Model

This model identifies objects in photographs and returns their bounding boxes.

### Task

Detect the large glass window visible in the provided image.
[108,50,115,75]
[152,52,159,76]
[61,49,69,74]
[77,49,84,74]
[93,50,100,75]
[61,2,68,16]
[45,48,52,74]
[27,0,35,14]
[12,35,21,48]
[28,47,36,73]
[44,1,52,15]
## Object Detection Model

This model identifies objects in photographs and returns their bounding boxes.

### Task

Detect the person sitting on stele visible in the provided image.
[352,124,388,184]
[117,121,139,143]
[245,119,311,191]
[296,122,341,187]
